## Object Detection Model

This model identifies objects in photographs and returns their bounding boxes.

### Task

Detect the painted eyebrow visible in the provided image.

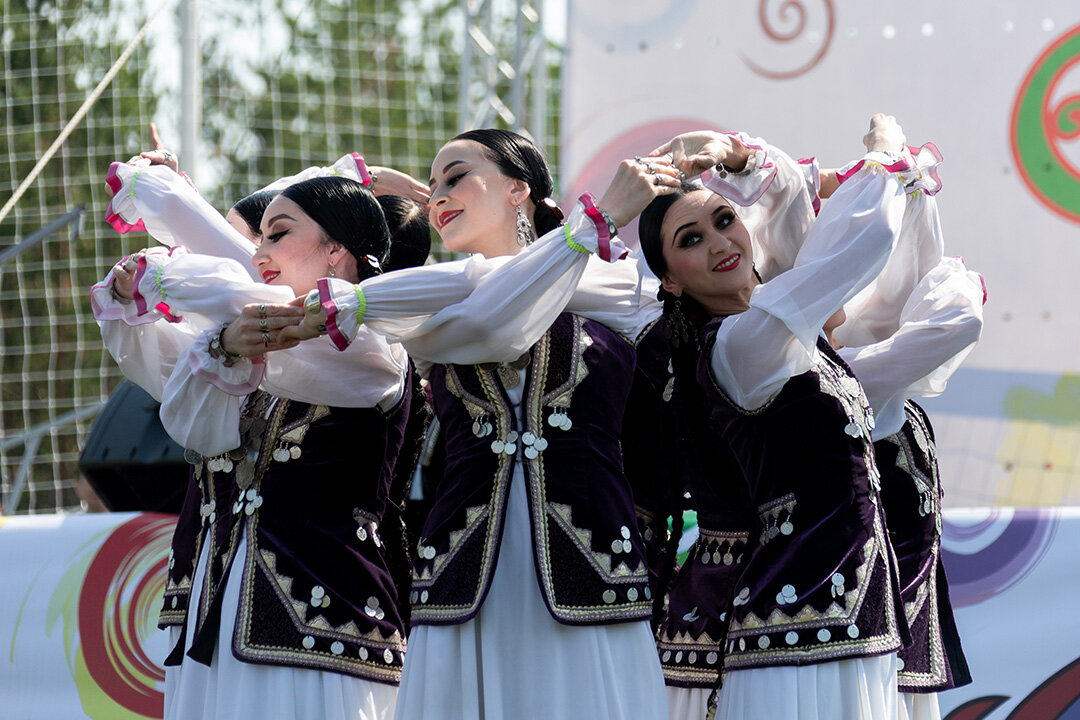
[261,213,295,231]
[671,219,699,246]
[429,159,467,187]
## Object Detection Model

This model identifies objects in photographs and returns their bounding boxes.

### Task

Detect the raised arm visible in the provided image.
[838,256,985,438]
[710,148,912,410]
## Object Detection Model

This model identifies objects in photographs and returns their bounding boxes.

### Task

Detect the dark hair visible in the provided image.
[378,195,431,271]
[279,176,389,281]
[230,189,276,238]
[452,128,562,236]
[638,182,705,283]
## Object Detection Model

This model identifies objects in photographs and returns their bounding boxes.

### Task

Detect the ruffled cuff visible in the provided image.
[89,246,188,325]
[699,132,775,206]
[335,153,374,186]
[560,195,630,262]
[103,161,198,235]
[104,162,148,234]
[184,329,265,396]
[318,277,366,351]
[797,156,822,215]
[834,145,938,191]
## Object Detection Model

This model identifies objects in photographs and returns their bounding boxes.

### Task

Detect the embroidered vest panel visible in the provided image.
[658,431,754,688]
[698,321,905,670]
[876,400,970,692]
[158,386,410,683]
[417,313,653,626]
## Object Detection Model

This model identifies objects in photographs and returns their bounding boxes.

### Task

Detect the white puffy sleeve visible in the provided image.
[315,200,628,364]
[90,246,296,330]
[99,317,202,402]
[709,154,911,410]
[838,256,985,438]
[835,142,946,348]
[699,132,820,283]
[103,161,258,278]
[159,326,407,455]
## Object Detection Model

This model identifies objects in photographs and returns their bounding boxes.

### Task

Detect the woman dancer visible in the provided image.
[637,115,916,719]
[95,177,417,720]
[285,129,681,719]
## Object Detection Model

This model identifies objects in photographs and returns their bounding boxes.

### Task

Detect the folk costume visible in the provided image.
[314,201,671,719]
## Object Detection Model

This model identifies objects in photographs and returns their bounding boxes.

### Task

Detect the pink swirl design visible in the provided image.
[742,0,835,80]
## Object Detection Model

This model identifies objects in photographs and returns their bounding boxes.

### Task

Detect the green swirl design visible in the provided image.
[1012,25,1080,222]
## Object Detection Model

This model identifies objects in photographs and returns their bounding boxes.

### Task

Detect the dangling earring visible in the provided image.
[515,205,533,247]
[328,265,336,278]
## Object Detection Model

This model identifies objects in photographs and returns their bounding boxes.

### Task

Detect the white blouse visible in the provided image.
[838,256,985,440]
[708,152,917,411]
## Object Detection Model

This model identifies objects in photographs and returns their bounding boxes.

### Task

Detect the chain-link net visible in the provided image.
[0,0,561,514]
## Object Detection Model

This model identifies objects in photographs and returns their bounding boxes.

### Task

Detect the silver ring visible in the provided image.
[160,149,175,163]
[653,174,663,185]
[258,317,269,331]
[634,156,644,165]
[304,289,322,316]
[645,163,654,174]
[257,303,267,319]
[262,331,270,348]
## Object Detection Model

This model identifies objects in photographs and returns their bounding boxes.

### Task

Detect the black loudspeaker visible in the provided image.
[78,380,189,514]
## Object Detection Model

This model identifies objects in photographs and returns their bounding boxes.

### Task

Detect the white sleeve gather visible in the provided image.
[256,153,370,193]
[838,256,985,438]
[99,318,203,402]
[103,161,259,279]
[709,157,909,411]
[317,202,627,364]
[700,132,819,283]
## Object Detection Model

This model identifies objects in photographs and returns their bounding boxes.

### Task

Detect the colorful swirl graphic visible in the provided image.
[76,514,175,718]
[1011,23,1080,224]
[741,0,835,80]
[940,507,1058,608]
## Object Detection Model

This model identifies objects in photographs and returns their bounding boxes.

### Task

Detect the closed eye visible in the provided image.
[446,171,469,187]
[266,230,286,243]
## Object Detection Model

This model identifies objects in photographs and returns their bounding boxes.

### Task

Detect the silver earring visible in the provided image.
[515,205,533,247]
[328,265,336,278]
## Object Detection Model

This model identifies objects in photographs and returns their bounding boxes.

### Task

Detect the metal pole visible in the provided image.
[460,0,473,131]
[180,0,201,184]
[532,1,547,151]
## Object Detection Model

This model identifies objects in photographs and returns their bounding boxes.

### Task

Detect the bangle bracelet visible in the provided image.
[109,282,132,305]
[597,207,618,239]
[209,324,240,366]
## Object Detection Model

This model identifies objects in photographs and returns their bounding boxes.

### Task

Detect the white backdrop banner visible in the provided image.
[1,510,1079,718]
[561,0,1080,508]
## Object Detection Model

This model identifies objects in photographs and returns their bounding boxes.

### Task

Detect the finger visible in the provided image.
[648,141,673,157]
[244,302,305,318]
[150,123,164,150]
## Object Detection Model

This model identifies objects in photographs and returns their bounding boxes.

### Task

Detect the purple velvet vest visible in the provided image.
[698,318,907,671]
[416,312,653,626]
[158,387,410,684]
[875,400,971,692]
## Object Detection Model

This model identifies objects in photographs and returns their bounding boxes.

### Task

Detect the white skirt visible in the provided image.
[164,532,398,720]
[900,692,941,720]
[714,653,899,720]
[393,463,669,720]
[666,686,711,720]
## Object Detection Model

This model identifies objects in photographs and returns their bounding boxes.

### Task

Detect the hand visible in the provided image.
[127,123,180,171]
[110,252,143,302]
[649,131,753,177]
[862,114,906,155]
[367,166,431,204]
[277,294,328,343]
[595,156,682,228]
[221,303,305,357]
[818,169,840,199]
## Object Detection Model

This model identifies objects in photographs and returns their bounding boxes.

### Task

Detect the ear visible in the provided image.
[326,241,347,266]
[507,178,531,206]
[660,274,683,297]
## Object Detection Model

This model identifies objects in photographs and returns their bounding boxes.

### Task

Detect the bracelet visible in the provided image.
[109,282,133,305]
[208,324,240,366]
[578,192,614,261]
[597,207,618,239]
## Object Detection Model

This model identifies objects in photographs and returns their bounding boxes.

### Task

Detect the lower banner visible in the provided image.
[0,508,1078,719]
